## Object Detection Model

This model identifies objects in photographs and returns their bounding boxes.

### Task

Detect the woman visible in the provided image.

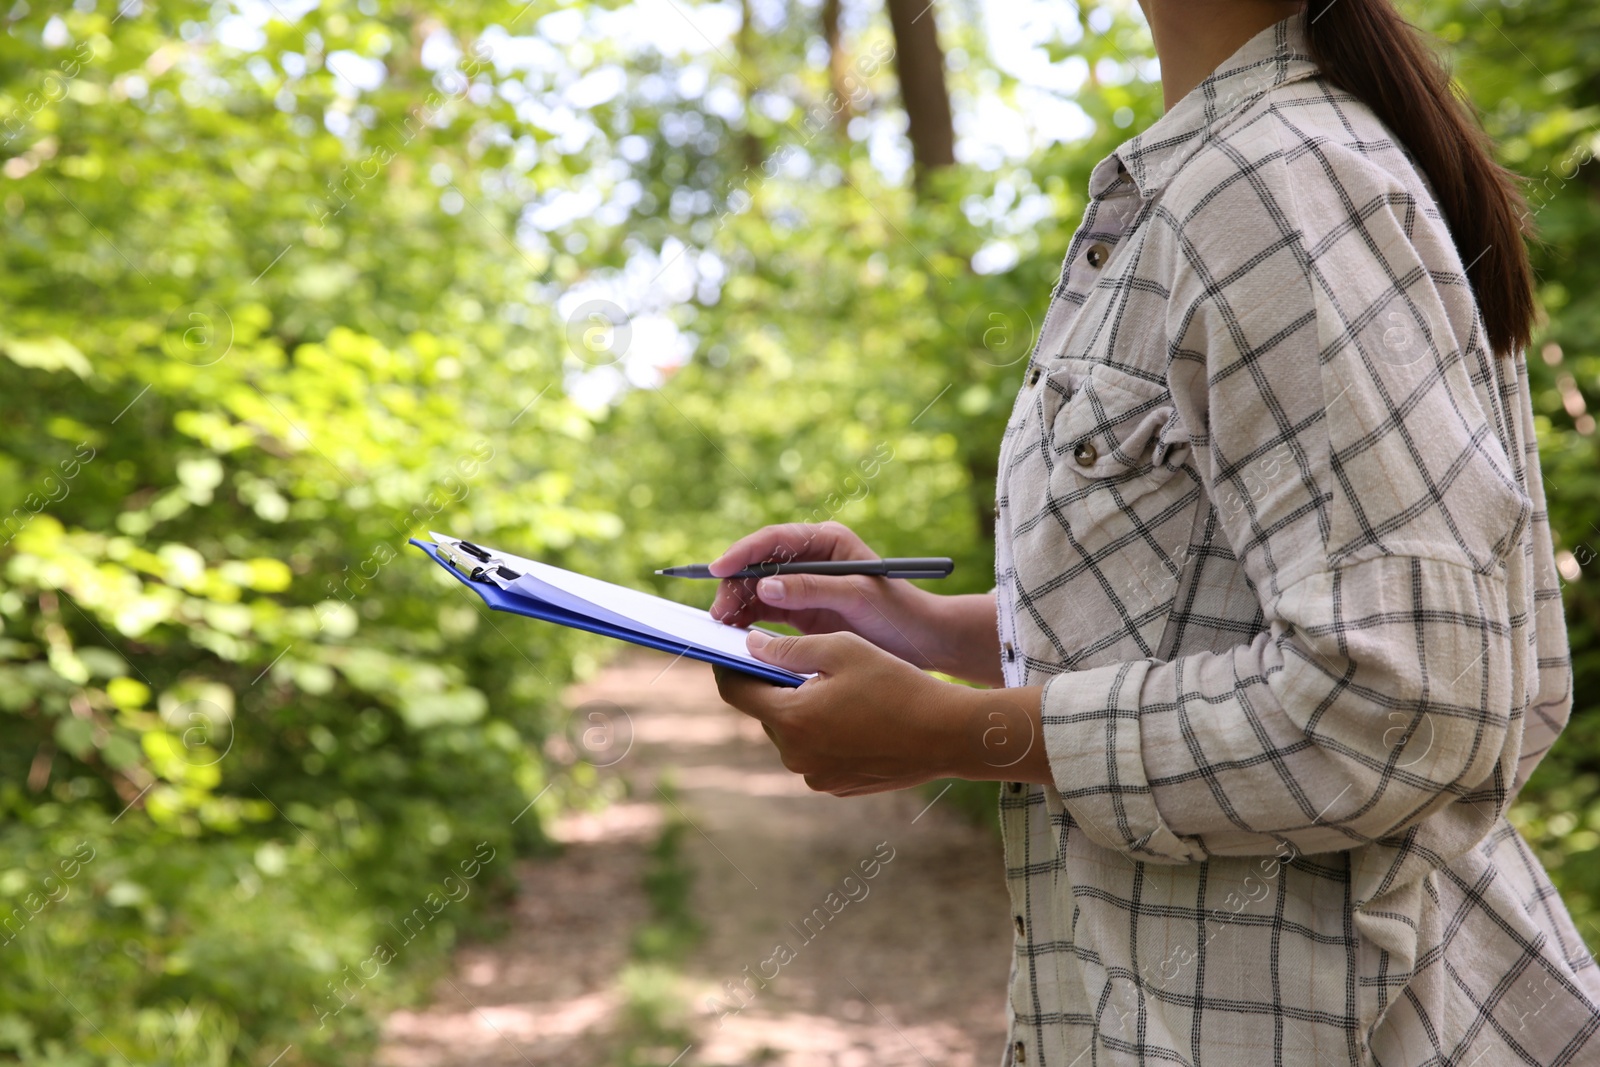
[711,0,1599,1064]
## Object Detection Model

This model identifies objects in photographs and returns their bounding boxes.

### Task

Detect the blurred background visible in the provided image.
[0,0,1596,1063]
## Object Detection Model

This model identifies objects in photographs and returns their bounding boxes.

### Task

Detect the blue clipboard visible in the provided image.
[410,539,805,688]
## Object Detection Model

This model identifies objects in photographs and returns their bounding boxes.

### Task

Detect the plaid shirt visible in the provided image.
[993,16,1599,1066]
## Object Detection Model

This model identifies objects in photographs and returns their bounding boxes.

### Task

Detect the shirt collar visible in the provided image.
[1090,14,1320,200]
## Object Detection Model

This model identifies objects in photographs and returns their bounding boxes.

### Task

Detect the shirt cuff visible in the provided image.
[1042,660,1208,864]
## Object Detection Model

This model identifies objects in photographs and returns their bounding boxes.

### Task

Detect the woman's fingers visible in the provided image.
[746,629,859,674]
[753,573,878,618]
[708,521,874,577]
[710,577,779,625]
[713,664,799,722]
[708,522,879,624]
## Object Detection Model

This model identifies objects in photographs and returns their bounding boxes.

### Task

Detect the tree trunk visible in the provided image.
[884,0,955,182]
[822,0,853,130]
[967,454,996,544]
[737,0,763,168]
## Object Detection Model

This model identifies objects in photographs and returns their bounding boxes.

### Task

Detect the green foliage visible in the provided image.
[1410,0,1600,938]
[0,0,1597,1062]
[632,799,701,962]
[616,797,699,1065]
[613,963,694,1067]
[0,0,611,1060]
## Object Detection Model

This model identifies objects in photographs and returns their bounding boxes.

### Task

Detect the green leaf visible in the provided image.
[100,734,142,770]
[53,717,94,759]
[397,687,488,729]
[1,336,91,378]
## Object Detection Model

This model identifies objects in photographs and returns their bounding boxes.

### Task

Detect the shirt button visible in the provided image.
[1008,781,1024,794]
[1027,366,1042,387]
[1003,641,1016,663]
[1014,914,1026,937]
[1014,1041,1027,1064]
[1085,242,1111,268]
[1074,440,1098,466]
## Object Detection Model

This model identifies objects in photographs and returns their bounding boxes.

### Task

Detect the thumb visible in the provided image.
[746,630,848,673]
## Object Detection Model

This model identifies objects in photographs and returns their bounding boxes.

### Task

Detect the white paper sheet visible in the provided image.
[429,533,782,670]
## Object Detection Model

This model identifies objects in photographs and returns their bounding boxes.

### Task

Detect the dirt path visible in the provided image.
[377,651,1012,1067]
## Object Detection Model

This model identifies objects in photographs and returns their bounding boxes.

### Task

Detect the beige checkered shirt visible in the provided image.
[993,16,1599,1066]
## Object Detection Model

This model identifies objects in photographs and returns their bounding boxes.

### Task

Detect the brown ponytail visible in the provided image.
[1302,0,1536,358]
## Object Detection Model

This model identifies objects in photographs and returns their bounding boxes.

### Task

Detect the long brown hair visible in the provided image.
[1302,0,1535,357]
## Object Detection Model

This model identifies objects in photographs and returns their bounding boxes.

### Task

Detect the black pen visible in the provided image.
[656,558,954,580]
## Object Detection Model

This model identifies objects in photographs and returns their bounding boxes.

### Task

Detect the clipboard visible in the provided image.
[410,535,807,688]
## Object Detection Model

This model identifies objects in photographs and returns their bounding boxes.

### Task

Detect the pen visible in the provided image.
[656,558,954,580]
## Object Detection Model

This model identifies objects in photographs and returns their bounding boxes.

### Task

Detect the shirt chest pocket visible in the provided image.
[1051,364,1192,517]
[1006,360,1204,670]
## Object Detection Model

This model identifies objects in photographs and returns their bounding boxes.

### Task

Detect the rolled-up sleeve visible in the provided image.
[1045,138,1534,863]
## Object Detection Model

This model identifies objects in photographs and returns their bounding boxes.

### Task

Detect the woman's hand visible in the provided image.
[714,630,1051,796]
[707,521,1003,685]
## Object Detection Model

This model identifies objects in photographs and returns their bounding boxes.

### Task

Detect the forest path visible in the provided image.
[375,650,1012,1067]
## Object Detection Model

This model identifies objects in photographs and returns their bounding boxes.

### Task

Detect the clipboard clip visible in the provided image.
[435,537,521,589]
